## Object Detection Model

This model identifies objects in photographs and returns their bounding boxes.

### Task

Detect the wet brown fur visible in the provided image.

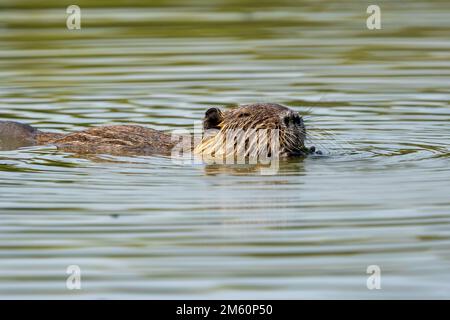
[2,103,307,157]
[35,125,176,156]
[196,103,307,158]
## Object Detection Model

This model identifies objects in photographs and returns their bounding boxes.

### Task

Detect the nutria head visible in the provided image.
[194,103,307,160]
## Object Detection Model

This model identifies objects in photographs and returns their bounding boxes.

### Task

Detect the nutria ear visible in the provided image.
[203,107,223,130]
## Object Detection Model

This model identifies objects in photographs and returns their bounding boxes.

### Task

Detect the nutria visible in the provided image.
[0,103,316,158]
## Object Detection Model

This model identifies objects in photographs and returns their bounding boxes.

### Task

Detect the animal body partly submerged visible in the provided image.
[0,103,315,158]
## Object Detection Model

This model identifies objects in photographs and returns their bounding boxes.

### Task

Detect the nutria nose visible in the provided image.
[283,112,302,126]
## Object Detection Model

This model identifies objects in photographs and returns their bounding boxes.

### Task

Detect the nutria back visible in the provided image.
[0,121,38,150]
[36,125,177,156]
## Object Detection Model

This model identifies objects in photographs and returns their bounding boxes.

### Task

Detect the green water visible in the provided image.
[0,0,450,299]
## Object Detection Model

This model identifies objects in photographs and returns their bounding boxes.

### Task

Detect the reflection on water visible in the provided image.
[1,0,450,299]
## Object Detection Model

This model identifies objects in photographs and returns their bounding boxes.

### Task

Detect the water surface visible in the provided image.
[0,0,450,299]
